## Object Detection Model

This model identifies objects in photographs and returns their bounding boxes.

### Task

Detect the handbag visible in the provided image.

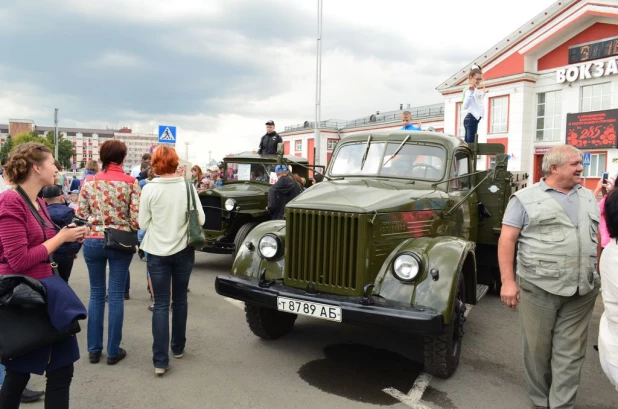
[94,176,138,254]
[185,182,206,248]
[0,187,82,362]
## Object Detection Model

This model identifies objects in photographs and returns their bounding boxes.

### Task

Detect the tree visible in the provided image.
[44,131,75,170]
[11,131,76,170]
[0,135,13,162]
[13,132,53,150]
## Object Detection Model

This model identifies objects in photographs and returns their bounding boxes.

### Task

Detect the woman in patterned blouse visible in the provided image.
[77,140,140,366]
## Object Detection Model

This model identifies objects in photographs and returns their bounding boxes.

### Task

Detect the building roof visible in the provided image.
[436,0,581,92]
[35,125,118,137]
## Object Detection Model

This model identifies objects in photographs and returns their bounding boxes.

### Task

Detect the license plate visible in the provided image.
[277,297,342,322]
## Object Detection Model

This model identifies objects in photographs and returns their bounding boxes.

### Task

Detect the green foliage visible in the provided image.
[10,131,76,170]
[0,135,13,162]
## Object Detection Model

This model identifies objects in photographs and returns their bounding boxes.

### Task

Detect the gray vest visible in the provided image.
[514,183,600,296]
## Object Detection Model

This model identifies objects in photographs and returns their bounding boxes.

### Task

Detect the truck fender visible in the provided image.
[373,236,477,324]
[231,220,286,280]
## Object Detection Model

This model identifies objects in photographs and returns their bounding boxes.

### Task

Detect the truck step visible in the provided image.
[476,284,489,302]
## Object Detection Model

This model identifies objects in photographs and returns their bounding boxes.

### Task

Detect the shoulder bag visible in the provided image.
[0,186,82,362]
[94,176,138,254]
[185,182,206,248]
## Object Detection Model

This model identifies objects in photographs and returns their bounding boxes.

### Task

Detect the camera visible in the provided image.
[71,216,91,228]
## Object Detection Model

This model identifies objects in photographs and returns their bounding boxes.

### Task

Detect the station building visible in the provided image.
[438,0,618,188]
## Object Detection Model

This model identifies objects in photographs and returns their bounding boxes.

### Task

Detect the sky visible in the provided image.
[1,0,557,164]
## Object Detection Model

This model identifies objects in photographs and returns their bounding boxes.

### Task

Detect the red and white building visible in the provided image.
[438,0,618,188]
[280,103,444,167]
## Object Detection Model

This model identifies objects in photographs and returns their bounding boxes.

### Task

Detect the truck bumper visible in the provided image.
[215,275,444,335]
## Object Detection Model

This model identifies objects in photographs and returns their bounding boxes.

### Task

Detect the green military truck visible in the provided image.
[215,131,527,378]
[198,152,311,257]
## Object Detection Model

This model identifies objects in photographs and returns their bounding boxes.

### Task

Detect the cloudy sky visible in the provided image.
[1,0,556,163]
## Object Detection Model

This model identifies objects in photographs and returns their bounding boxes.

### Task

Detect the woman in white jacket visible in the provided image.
[138,146,205,376]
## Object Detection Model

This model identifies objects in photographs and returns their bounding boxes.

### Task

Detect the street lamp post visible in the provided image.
[314,0,323,167]
[54,108,59,159]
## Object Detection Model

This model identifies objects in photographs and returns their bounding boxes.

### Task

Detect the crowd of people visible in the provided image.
[0,140,204,408]
[1,100,618,409]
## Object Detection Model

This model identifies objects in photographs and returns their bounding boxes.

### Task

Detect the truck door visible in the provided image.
[448,150,478,241]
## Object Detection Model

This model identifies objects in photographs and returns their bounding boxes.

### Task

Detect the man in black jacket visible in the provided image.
[267,165,301,220]
[257,120,282,155]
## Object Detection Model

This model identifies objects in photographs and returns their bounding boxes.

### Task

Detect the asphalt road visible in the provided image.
[23,252,616,409]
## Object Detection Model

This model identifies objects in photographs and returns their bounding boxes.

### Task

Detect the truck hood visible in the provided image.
[204,182,270,198]
[289,179,447,213]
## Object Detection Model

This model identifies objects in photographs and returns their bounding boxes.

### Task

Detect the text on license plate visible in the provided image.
[277,297,342,322]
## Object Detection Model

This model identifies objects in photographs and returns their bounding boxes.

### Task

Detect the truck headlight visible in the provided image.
[225,199,236,211]
[258,234,282,260]
[392,253,421,282]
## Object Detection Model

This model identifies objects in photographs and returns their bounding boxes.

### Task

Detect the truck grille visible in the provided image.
[285,209,366,295]
[199,196,222,231]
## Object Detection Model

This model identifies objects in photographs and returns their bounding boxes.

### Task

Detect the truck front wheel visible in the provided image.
[423,273,466,378]
[245,304,297,340]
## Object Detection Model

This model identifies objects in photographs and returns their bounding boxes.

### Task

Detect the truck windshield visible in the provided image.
[224,162,291,183]
[330,142,445,181]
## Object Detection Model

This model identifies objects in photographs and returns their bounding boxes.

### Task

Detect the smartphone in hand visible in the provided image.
[602,171,609,195]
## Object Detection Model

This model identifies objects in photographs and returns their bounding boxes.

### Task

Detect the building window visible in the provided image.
[456,102,465,136]
[580,82,611,112]
[536,90,562,142]
[490,96,508,134]
[582,153,606,177]
[295,140,302,152]
[327,140,337,150]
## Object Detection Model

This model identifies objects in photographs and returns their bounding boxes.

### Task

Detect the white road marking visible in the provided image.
[223,297,245,310]
[382,372,433,408]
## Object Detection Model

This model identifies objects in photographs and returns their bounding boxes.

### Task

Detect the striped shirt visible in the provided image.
[0,191,56,280]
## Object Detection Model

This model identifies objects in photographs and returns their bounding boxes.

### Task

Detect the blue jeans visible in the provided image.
[83,238,134,358]
[463,113,480,144]
[0,363,5,386]
[148,247,194,369]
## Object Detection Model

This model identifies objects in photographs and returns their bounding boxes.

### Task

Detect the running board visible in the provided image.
[476,284,489,302]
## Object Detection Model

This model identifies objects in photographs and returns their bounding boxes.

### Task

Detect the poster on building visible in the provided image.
[566,109,618,149]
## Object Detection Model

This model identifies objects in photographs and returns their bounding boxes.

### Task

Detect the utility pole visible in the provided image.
[314,0,323,167]
[54,108,59,159]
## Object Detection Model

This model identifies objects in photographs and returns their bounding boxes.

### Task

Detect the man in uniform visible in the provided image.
[257,120,282,154]
[498,145,601,409]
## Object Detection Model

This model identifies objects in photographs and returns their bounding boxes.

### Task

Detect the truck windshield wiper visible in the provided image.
[359,134,372,171]
[382,134,411,167]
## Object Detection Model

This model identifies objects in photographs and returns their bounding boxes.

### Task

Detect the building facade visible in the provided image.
[437,0,618,188]
[280,103,444,167]
[1,120,173,172]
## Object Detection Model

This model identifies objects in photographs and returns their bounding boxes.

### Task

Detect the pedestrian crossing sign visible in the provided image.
[158,125,177,144]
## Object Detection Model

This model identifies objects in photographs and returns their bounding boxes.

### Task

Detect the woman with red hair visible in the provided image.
[138,145,205,376]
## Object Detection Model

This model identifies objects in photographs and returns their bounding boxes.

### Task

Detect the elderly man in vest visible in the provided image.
[498,145,601,409]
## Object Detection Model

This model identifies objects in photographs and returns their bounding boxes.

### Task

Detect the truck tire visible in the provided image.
[233,222,258,258]
[423,273,466,378]
[245,304,297,340]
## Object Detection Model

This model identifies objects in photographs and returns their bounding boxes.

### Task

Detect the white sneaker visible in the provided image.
[155,366,170,376]
[173,352,184,359]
